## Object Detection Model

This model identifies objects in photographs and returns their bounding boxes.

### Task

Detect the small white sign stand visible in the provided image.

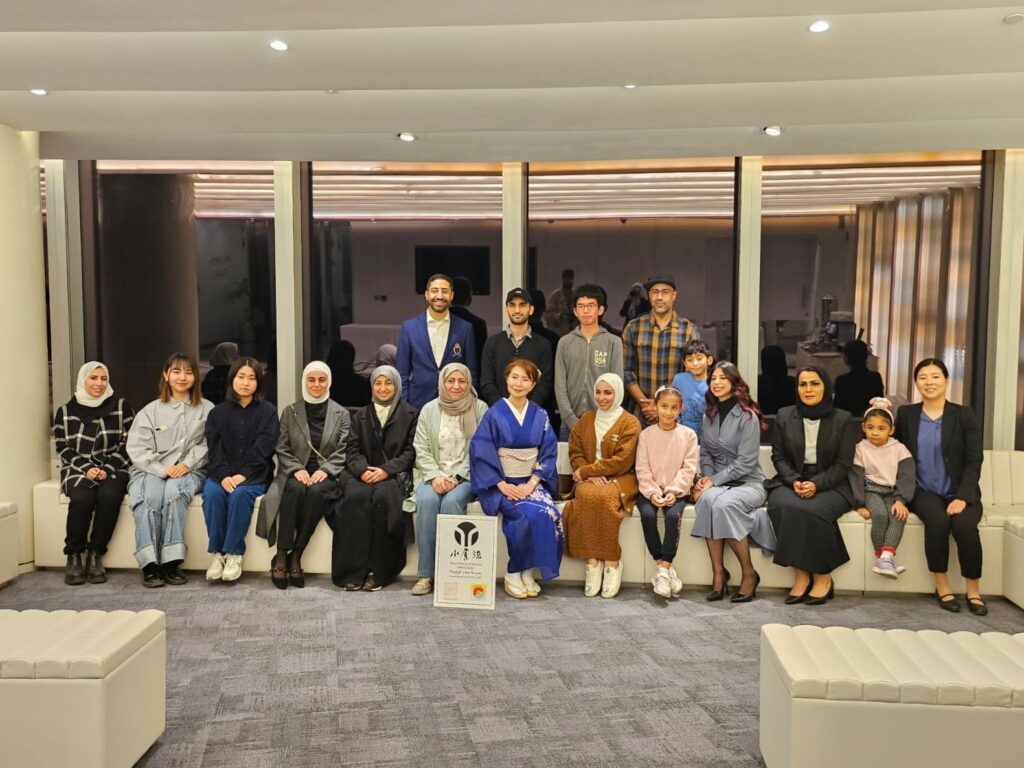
[433,514,498,610]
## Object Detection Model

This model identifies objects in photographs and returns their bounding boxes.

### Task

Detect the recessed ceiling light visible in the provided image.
[30,88,48,96]
[396,132,417,142]
[1004,13,1024,24]
[623,84,638,90]
[763,125,784,137]
[808,20,831,33]
[269,40,289,52]
[325,89,338,95]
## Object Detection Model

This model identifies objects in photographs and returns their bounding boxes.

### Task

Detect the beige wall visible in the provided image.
[0,125,51,566]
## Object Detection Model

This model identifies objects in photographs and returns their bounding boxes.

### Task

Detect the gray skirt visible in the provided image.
[691,483,775,553]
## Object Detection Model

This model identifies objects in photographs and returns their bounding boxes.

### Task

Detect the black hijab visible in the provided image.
[795,366,834,421]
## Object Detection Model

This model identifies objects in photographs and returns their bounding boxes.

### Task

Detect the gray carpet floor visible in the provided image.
[3,570,1024,768]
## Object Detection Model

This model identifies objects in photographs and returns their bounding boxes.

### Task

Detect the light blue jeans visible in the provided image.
[129,471,205,568]
[414,480,475,578]
[202,480,267,556]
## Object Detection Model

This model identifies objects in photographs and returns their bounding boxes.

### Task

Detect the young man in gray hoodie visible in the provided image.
[554,283,624,432]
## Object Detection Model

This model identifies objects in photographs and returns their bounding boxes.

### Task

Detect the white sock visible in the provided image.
[880,551,894,560]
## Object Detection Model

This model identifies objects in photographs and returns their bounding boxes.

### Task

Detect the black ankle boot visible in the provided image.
[85,550,107,584]
[65,553,86,585]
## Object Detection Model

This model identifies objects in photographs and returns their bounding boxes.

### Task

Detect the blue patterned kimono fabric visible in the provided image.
[470,400,563,579]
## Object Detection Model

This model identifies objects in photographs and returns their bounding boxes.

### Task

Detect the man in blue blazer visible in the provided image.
[396,273,478,408]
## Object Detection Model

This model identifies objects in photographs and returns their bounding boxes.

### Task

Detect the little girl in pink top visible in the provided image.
[635,387,700,598]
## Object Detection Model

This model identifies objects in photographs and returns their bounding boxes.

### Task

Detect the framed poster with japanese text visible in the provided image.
[433,514,498,610]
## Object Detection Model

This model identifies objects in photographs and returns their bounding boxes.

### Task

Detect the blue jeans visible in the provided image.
[414,480,475,578]
[128,471,204,568]
[202,479,266,555]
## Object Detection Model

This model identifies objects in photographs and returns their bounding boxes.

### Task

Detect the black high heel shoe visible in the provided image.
[731,571,760,603]
[288,551,305,588]
[705,568,731,601]
[271,553,288,590]
[805,580,835,606]
[784,584,811,605]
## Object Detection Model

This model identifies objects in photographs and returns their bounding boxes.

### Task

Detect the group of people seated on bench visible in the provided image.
[54,331,988,614]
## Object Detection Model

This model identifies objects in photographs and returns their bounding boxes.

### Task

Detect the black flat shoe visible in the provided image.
[705,568,731,601]
[805,581,835,606]
[271,554,288,590]
[142,564,165,589]
[362,573,382,592]
[965,594,988,616]
[64,553,86,586]
[731,571,760,603]
[784,585,811,605]
[84,550,107,584]
[162,562,188,586]
[288,553,305,589]
[935,591,960,613]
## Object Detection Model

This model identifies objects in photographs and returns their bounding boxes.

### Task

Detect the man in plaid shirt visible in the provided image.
[622,272,702,424]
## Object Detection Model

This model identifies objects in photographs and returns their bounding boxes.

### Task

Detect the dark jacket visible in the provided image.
[346,402,418,480]
[205,399,279,486]
[894,401,983,505]
[479,330,554,406]
[766,405,857,505]
[450,305,488,370]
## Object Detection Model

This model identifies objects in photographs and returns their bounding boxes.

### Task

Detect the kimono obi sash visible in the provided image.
[498,447,538,478]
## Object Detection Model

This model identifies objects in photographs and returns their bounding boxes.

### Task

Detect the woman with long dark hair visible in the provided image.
[895,358,986,615]
[766,367,856,605]
[691,362,774,603]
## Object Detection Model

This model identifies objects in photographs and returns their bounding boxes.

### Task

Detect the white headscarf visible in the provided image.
[302,361,332,405]
[593,373,625,460]
[74,361,114,408]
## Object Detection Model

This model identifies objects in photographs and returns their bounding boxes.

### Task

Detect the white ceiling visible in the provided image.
[3,2,1023,161]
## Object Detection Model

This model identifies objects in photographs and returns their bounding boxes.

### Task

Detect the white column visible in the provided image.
[0,126,51,567]
[502,162,527,297]
[734,156,763,396]
[985,149,1024,449]
[43,160,86,406]
[273,161,304,412]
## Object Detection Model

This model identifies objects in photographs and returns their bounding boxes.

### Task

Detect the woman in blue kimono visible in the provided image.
[470,358,563,599]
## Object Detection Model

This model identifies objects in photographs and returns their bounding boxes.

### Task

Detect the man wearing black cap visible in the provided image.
[622,272,702,424]
[479,288,554,407]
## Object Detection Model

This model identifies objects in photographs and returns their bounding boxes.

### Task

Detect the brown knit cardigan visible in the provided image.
[567,410,641,512]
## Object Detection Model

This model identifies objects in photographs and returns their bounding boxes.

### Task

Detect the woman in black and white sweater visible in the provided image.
[53,362,134,585]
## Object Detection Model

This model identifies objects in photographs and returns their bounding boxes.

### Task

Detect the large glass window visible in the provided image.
[308,163,503,370]
[84,161,277,407]
[527,160,736,359]
[759,153,982,414]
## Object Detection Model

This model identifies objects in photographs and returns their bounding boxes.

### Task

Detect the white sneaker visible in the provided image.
[652,567,673,598]
[601,562,623,599]
[521,570,541,597]
[205,553,225,581]
[584,562,603,597]
[504,571,528,599]
[668,567,683,595]
[894,561,906,574]
[221,554,243,582]
[872,557,898,579]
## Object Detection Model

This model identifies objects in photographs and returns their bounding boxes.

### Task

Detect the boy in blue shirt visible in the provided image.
[671,339,714,439]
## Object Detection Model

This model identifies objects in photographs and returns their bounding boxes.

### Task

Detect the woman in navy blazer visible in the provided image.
[894,358,986,615]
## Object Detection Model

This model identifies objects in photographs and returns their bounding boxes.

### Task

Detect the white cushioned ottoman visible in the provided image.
[0,609,166,768]
[0,502,18,586]
[760,623,1024,768]
[1004,518,1024,610]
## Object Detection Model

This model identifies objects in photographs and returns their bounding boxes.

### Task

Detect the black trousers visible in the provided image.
[910,488,983,579]
[276,476,337,552]
[64,476,128,555]
[328,478,408,588]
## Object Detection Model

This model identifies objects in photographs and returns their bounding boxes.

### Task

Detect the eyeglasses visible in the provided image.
[648,288,675,297]
[575,302,600,311]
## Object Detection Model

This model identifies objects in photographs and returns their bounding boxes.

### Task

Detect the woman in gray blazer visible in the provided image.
[257,362,352,589]
[691,363,774,603]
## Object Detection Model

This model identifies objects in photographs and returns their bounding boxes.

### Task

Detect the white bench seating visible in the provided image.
[0,502,18,587]
[0,609,166,768]
[30,449,1024,597]
[760,623,1024,768]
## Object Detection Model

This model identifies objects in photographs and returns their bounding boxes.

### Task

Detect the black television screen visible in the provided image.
[415,246,490,295]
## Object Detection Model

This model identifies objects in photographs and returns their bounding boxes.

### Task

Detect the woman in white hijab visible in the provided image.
[408,363,489,596]
[53,362,135,585]
[561,373,641,598]
[257,361,352,589]
[328,365,418,592]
